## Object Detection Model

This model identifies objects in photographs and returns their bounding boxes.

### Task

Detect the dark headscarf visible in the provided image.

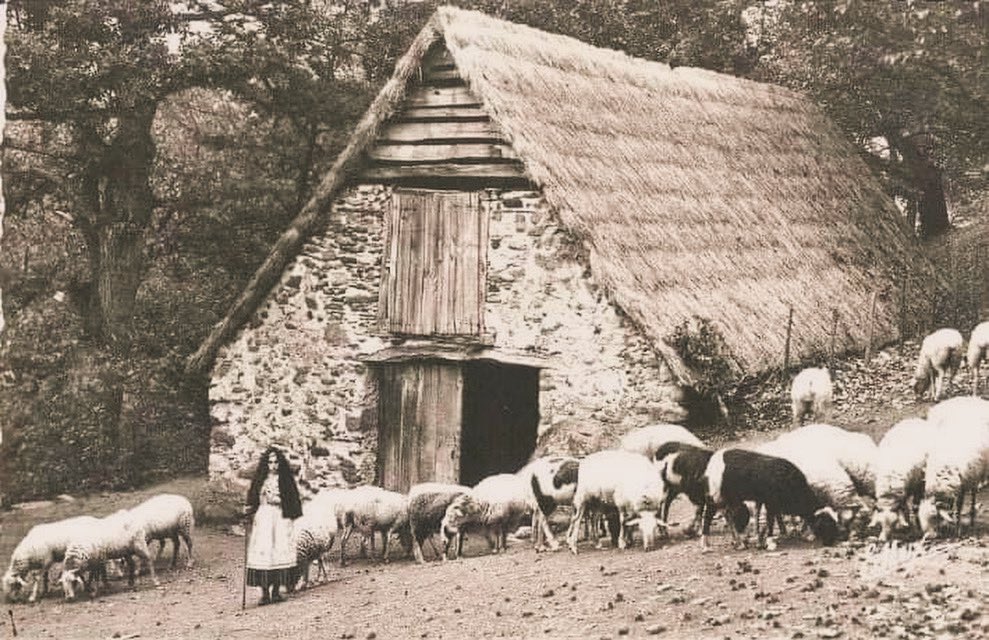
[246,446,303,520]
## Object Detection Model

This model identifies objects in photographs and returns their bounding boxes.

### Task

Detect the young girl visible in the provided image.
[245,446,302,605]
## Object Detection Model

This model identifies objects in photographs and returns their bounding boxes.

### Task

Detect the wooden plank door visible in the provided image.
[376,362,463,492]
[379,189,486,336]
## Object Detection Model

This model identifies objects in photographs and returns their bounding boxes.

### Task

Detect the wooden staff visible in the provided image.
[242,515,251,610]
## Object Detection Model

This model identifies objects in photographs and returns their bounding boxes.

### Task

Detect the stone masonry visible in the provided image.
[209,185,684,492]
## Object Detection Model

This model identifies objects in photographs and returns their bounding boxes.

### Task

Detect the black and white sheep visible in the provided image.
[59,511,160,600]
[913,328,965,401]
[653,442,713,529]
[127,494,195,569]
[337,486,411,565]
[917,399,989,538]
[441,473,531,558]
[292,506,338,589]
[968,321,989,396]
[619,423,704,460]
[565,450,667,554]
[702,448,839,550]
[406,482,470,564]
[790,367,833,426]
[870,418,932,540]
[520,456,579,551]
[2,515,99,603]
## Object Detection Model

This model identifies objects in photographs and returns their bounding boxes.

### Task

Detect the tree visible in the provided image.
[758,1,988,238]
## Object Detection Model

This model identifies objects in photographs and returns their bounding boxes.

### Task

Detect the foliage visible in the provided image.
[668,317,737,393]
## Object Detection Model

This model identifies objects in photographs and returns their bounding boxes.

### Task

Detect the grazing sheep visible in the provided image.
[769,424,878,498]
[520,456,579,551]
[337,486,411,565]
[702,448,839,550]
[292,508,338,590]
[968,321,989,396]
[441,474,531,558]
[406,483,470,564]
[870,418,933,540]
[2,516,99,603]
[917,404,989,538]
[565,450,667,554]
[790,367,834,426]
[127,494,195,569]
[653,441,714,533]
[59,512,160,600]
[619,423,704,460]
[913,328,965,401]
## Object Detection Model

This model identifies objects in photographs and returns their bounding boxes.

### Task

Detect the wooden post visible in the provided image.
[864,290,879,366]
[976,243,984,319]
[899,275,908,353]
[783,305,794,372]
[828,309,839,370]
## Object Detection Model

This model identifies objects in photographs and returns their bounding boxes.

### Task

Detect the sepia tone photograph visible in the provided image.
[0,1,986,638]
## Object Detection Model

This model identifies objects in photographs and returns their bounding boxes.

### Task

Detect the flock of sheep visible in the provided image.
[3,323,989,604]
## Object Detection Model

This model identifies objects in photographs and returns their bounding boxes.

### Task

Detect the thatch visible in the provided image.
[189,6,932,381]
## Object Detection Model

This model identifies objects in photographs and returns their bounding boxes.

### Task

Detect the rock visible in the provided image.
[645,624,666,635]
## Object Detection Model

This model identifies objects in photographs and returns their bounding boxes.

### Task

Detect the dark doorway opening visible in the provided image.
[460,362,539,486]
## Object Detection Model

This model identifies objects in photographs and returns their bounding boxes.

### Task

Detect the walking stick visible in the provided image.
[242,514,251,611]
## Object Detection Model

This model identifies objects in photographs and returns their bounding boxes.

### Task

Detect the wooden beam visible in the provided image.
[379,120,506,143]
[397,106,489,121]
[369,143,518,163]
[363,162,526,181]
[406,86,481,108]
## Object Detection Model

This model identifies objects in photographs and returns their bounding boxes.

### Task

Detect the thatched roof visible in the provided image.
[188,6,931,381]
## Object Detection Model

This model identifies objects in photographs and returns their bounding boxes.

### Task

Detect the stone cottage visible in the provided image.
[189,7,928,492]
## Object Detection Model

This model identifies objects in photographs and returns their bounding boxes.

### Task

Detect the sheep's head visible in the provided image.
[2,570,26,602]
[912,376,931,399]
[869,507,908,541]
[440,496,478,542]
[623,511,665,551]
[59,566,85,601]
[811,507,840,546]
[726,503,751,533]
[916,498,948,538]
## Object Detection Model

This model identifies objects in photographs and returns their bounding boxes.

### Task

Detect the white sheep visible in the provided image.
[967,321,989,396]
[619,423,704,460]
[518,456,579,551]
[2,515,99,603]
[441,473,531,558]
[565,450,667,554]
[790,367,833,426]
[59,511,160,600]
[406,482,470,563]
[770,424,878,498]
[870,418,933,540]
[292,507,338,589]
[127,494,195,569]
[336,486,411,565]
[913,328,965,401]
[917,402,989,538]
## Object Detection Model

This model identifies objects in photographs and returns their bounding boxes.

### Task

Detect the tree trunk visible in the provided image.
[86,111,157,345]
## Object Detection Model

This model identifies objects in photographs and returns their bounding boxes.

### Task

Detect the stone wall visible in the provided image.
[209,185,684,491]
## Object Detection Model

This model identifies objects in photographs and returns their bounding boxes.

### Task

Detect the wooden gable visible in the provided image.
[362,44,529,187]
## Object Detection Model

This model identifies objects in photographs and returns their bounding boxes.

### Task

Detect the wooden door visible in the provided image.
[376,362,463,492]
[378,189,487,336]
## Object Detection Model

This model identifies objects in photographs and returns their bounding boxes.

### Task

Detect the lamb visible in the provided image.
[790,367,833,426]
[653,441,714,533]
[59,511,160,600]
[292,507,338,589]
[336,486,411,565]
[406,482,470,563]
[565,450,667,554]
[619,423,704,460]
[520,455,579,551]
[870,418,933,540]
[768,424,878,498]
[2,515,99,603]
[912,328,965,401]
[441,474,531,558]
[968,321,989,396]
[702,448,839,549]
[127,494,195,569]
[917,404,989,538]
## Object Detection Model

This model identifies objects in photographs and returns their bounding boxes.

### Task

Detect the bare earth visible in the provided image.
[3,348,989,640]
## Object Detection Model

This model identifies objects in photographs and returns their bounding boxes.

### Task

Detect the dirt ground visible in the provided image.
[3,346,989,639]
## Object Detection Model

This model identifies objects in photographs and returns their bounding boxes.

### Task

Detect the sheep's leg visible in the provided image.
[41,561,51,598]
[339,525,353,567]
[500,525,509,553]
[28,571,41,603]
[568,503,586,554]
[124,556,137,587]
[136,544,160,587]
[540,508,559,550]
[606,509,622,548]
[180,528,194,568]
[954,493,964,538]
[700,503,717,551]
[969,489,977,530]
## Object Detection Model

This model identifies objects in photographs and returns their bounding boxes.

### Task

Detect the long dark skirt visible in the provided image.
[246,566,300,589]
